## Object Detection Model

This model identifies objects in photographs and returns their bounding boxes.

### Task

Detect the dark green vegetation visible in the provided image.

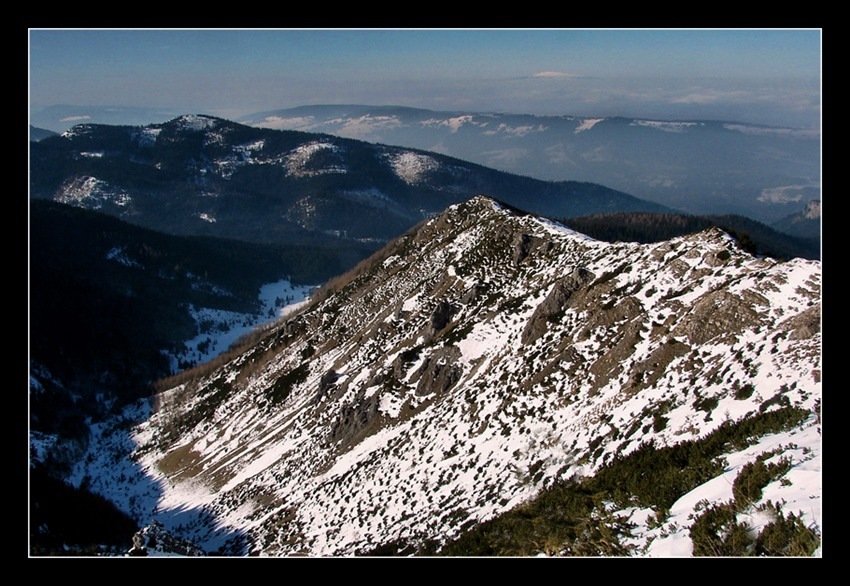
[29,465,140,555]
[30,200,374,443]
[408,406,816,557]
[562,212,820,260]
[685,449,818,557]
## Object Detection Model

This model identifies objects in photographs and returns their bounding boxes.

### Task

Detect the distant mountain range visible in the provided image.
[30,114,818,260]
[771,200,821,242]
[238,105,821,226]
[67,196,821,556]
[30,125,58,141]
[30,114,673,248]
[30,105,185,133]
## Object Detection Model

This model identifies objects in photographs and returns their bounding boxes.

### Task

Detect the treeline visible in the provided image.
[561,212,820,260]
[29,200,375,439]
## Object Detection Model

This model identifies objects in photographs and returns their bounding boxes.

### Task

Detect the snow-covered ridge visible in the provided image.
[338,114,403,138]
[74,196,821,557]
[631,120,703,132]
[131,127,162,147]
[174,114,221,131]
[482,123,548,137]
[420,115,477,133]
[256,115,316,130]
[284,141,346,177]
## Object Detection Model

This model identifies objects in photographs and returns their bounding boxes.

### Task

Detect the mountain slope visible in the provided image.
[771,200,821,242]
[239,105,821,225]
[71,196,821,556]
[30,114,672,249]
[29,200,373,467]
[30,125,58,141]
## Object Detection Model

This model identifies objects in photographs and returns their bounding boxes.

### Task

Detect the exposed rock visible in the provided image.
[329,394,382,446]
[428,300,454,336]
[411,345,463,396]
[785,305,822,340]
[128,519,205,557]
[513,233,535,265]
[460,282,488,305]
[673,290,763,345]
[522,268,595,344]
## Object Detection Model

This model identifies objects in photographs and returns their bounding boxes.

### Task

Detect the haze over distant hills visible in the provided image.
[29,114,673,249]
[30,105,186,134]
[30,103,821,229]
[238,105,821,225]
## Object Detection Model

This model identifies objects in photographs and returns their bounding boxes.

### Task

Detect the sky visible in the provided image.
[28,28,822,129]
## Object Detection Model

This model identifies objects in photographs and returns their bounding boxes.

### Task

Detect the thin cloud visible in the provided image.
[532,71,582,79]
[671,91,748,105]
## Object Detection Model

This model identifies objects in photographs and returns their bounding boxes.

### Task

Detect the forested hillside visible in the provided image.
[561,212,820,260]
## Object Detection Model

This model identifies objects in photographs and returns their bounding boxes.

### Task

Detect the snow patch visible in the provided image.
[106,246,142,268]
[574,118,604,133]
[482,123,547,137]
[385,151,439,185]
[631,120,702,133]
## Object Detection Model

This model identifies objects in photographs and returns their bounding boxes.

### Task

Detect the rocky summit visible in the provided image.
[75,195,822,556]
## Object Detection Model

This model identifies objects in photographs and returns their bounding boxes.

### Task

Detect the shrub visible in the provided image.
[755,504,820,556]
[689,501,754,556]
[734,383,755,400]
[732,456,792,508]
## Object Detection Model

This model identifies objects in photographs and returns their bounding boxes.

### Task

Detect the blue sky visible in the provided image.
[28,28,822,128]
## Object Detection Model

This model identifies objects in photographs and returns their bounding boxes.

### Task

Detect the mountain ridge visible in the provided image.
[68,195,821,556]
[238,105,820,225]
[30,114,673,251]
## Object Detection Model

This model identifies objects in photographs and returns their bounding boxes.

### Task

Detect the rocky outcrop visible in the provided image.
[411,345,463,396]
[429,300,454,336]
[522,268,595,344]
[784,305,822,340]
[673,290,763,345]
[328,394,383,447]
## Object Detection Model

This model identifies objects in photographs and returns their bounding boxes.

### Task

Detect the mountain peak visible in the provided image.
[75,197,820,557]
[169,114,225,130]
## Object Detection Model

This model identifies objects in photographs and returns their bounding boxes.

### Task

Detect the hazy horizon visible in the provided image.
[29,28,821,130]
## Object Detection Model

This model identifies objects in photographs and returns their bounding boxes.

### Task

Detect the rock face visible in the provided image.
[78,196,821,557]
[522,267,595,344]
